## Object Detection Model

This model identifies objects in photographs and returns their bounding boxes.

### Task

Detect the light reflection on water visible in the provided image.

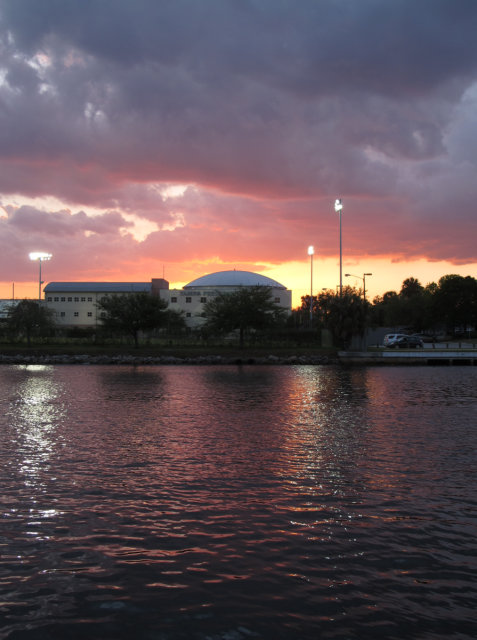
[1,364,477,640]
[3,365,66,503]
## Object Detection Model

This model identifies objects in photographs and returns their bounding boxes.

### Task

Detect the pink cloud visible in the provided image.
[0,0,476,293]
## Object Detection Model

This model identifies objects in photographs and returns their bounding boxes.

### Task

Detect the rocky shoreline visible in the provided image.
[0,353,334,366]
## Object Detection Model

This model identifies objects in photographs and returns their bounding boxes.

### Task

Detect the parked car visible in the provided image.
[383,333,407,347]
[391,335,424,349]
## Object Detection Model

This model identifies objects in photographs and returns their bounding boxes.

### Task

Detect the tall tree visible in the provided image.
[97,292,169,347]
[298,294,321,327]
[6,299,55,345]
[371,278,435,333]
[315,286,368,348]
[371,291,400,327]
[203,286,286,347]
[433,275,477,334]
[400,277,423,298]
[398,277,430,332]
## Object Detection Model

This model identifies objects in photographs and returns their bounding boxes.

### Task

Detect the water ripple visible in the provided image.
[1,365,477,639]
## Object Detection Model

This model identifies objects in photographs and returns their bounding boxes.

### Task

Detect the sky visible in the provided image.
[1,0,476,308]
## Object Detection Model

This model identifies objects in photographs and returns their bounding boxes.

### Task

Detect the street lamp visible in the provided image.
[334,198,343,296]
[345,272,373,303]
[308,245,314,327]
[29,252,52,302]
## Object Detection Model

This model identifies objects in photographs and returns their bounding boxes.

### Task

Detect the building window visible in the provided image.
[47,297,52,302]
[68,297,72,302]
[186,297,192,303]
[74,312,79,317]
[81,297,86,302]
[54,297,59,302]
[61,297,65,302]
[87,297,92,302]
[74,297,79,302]
[87,312,92,317]
[274,297,280,303]
[200,297,207,303]
[171,296,177,303]
[60,312,65,317]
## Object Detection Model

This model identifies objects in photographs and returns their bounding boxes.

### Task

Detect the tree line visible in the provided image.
[2,287,286,348]
[2,292,182,348]
[296,274,477,344]
[2,273,476,347]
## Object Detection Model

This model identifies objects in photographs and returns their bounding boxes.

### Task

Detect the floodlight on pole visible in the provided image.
[345,272,373,303]
[29,252,52,302]
[334,198,343,296]
[308,245,314,326]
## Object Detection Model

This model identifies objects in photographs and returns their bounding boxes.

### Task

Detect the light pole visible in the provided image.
[345,272,373,303]
[29,252,52,302]
[334,198,343,296]
[308,245,314,327]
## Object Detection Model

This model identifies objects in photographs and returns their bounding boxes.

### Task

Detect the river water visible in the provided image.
[1,364,476,640]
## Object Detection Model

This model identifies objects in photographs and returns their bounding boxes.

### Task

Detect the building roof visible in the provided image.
[184,270,287,290]
[44,282,152,293]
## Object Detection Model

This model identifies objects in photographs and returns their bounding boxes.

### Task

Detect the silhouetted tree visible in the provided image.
[433,274,477,334]
[203,286,286,347]
[316,286,367,348]
[371,279,435,333]
[97,291,169,347]
[371,291,400,327]
[398,278,431,332]
[298,294,321,327]
[400,277,423,298]
[6,299,55,345]
[163,308,187,335]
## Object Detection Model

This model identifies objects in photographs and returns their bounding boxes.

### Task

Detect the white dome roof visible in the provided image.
[184,270,286,290]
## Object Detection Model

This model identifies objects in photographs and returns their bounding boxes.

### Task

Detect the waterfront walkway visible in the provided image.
[340,344,477,365]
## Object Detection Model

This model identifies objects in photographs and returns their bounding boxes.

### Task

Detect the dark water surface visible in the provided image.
[1,364,476,640]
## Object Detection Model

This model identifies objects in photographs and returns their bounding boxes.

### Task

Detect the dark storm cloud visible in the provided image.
[0,0,476,274]
[3,0,477,94]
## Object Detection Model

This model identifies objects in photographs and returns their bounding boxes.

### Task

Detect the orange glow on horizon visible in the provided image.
[2,257,476,308]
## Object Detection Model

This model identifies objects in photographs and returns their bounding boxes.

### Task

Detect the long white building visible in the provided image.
[44,270,292,329]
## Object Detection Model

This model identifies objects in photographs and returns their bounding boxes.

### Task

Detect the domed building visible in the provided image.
[43,271,291,329]
[168,270,292,328]
[184,270,287,289]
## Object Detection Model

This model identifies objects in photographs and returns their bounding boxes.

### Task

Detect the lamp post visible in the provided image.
[308,245,314,327]
[334,198,343,296]
[345,272,373,303]
[29,252,52,302]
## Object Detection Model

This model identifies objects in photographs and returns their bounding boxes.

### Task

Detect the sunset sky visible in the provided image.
[1,0,476,308]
